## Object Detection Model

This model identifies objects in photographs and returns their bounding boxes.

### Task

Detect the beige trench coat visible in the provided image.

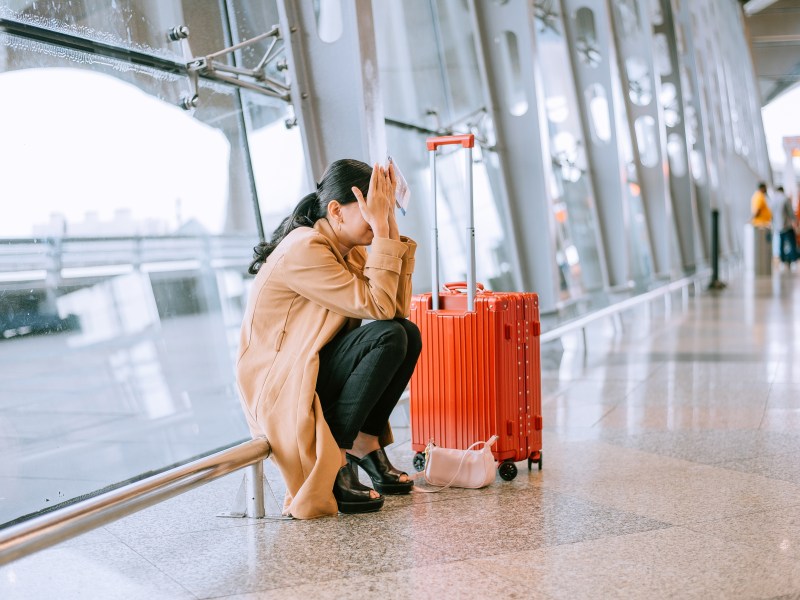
[236,218,417,519]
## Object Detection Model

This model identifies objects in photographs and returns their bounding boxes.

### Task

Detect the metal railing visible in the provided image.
[540,268,714,345]
[0,437,270,567]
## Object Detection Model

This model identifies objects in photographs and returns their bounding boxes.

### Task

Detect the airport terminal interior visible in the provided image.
[2,0,800,598]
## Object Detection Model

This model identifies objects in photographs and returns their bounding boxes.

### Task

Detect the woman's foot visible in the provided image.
[333,464,384,514]
[347,448,414,495]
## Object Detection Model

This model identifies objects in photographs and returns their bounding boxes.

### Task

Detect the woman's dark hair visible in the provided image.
[249,159,372,274]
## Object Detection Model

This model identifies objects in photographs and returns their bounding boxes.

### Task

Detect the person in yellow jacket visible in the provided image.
[751,182,772,227]
[237,159,419,518]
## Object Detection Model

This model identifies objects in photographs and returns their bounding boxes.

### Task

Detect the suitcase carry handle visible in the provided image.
[427,133,476,311]
[442,281,485,293]
[426,134,475,151]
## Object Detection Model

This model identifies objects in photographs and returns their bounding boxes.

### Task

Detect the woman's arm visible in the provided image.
[394,237,417,318]
[283,232,408,320]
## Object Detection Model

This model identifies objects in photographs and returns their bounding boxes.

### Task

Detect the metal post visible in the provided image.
[708,208,726,290]
[465,146,475,311]
[245,461,266,518]
[430,149,439,311]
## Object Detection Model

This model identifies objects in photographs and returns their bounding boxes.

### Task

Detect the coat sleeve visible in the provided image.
[282,233,408,320]
[394,236,417,318]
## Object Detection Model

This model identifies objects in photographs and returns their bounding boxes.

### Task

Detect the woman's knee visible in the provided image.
[397,319,422,358]
[369,319,408,352]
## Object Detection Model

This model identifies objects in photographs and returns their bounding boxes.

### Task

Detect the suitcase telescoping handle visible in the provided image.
[426,133,476,311]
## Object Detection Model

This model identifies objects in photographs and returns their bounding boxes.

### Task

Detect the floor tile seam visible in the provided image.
[113,536,202,600]
[104,517,281,546]
[198,554,505,599]
[713,461,800,488]
[533,474,800,519]
[525,481,683,525]
[676,501,800,529]
[759,380,778,430]
[677,520,800,565]
[680,499,800,531]
[708,446,800,468]
[467,523,684,567]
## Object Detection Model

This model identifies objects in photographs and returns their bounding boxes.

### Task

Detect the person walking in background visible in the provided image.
[776,186,798,268]
[751,182,772,227]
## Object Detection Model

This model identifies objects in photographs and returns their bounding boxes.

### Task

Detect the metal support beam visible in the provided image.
[560,0,653,288]
[468,0,560,310]
[652,0,705,271]
[277,0,386,182]
[607,0,679,278]
[669,0,714,263]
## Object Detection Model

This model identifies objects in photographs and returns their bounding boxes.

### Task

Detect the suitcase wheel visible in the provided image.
[498,460,517,481]
[528,451,542,471]
[413,452,426,472]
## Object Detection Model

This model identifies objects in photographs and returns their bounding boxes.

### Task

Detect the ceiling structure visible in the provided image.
[741,0,800,105]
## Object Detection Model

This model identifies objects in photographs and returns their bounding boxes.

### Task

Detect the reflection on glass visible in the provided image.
[243,92,310,237]
[690,149,706,183]
[625,57,652,106]
[660,81,681,127]
[667,133,688,176]
[535,6,605,296]
[0,1,227,60]
[614,0,641,36]
[586,84,612,143]
[0,68,232,238]
[649,0,663,25]
[373,1,513,292]
[434,145,509,289]
[653,33,672,77]
[635,116,659,167]
[314,0,344,43]
[496,30,528,116]
[0,32,254,526]
[575,7,601,67]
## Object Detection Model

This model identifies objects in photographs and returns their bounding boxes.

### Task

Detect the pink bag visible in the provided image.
[415,435,498,491]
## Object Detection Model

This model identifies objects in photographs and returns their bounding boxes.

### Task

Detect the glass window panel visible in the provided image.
[575,7,601,68]
[496,30,527,116]
[667,132,688,176]
[659,81,681,127]
[374,0,513,292]
[373,0,483,130]
[690,148,706,183]
[227,1,284,82]
[534,6,605,295]
[586,83,612,143]
[614,0,641,36]
[649,0,663,26]
[0,1,228,61]
[626,57,652,106]
[653,33,672,77]
[314,0,343,43]
[0,31,254,526]
[635,115,659,167]
[242,91,310,237]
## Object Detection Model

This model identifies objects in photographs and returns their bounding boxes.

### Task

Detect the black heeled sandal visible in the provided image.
[347,448,414,495]
[333,464,384,514]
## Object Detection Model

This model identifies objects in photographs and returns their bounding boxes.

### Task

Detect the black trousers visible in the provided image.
[316,318,422,449]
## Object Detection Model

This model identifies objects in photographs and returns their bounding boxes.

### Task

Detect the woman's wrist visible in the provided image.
[372,223,390,238]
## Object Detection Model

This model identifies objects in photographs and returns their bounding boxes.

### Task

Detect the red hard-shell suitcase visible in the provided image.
[409,134,542,480]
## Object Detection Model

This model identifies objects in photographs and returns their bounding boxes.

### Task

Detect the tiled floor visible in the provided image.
[3,269,800,599]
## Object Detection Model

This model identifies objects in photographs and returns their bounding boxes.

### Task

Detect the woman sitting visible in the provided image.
[236,159,421,518]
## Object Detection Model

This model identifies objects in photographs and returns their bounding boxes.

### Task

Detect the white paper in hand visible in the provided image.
[388,155,410,215]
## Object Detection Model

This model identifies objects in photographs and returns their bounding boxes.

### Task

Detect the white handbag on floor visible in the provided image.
[414,435,498,491]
